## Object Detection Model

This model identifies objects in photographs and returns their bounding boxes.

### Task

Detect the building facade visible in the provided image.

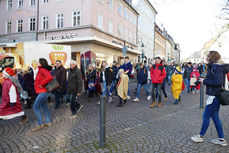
[132,0,157,63]
[154,24,166,60]
[0,0,140,67]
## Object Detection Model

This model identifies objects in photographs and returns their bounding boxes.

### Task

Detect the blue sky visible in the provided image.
[150,0,224,59]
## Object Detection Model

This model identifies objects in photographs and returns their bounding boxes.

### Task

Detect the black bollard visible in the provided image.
[200,82,204,109]
[100,95,106,147]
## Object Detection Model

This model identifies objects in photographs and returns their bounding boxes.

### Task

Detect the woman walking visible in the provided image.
[191,51,227,146]
[32,58,53,132]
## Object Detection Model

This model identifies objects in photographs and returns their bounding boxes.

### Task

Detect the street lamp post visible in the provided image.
[141,43,144,63]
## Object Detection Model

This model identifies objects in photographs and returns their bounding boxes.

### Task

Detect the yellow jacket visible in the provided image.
[117,73,129,100]
[171,73,183,99]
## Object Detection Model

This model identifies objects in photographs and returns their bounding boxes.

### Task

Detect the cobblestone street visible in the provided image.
[1,82,229,153]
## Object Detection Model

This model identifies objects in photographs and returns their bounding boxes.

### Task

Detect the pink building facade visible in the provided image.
[0,0,141,66]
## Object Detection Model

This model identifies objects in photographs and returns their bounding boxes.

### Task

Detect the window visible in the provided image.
[124,29,128,41]
[108,21,113,34]
[133,16,136,25]
[43,0,48,4]
[42,16,48,30]
[6,21,12,34]
[7,0,12,11]
[18,0,23,8]
[108,0,113,10]
[124,7,128,19]
[129,13,132,23]
[118,25,122,37]
[129,31,132,42]
[98,0,103,4]
[118,3,122,16]
[29,18,36,31]
[56,13,64,28]
[97,14,103,29]
[17,20,23,32]
[30,0,35,6]
[72,11,81,26]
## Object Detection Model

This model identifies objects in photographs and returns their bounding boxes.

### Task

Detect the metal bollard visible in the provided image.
[100,95,106,148]
[200,82,204,109]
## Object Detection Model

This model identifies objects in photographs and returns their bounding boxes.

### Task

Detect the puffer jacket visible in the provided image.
[67,67,82,94]
[34,66,53,93]
[150,62,166,83]
[204,61,226,96]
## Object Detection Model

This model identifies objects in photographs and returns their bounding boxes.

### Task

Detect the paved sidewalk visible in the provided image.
[0,82,229,153]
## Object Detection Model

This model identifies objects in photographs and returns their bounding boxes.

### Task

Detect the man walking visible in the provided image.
[67,60,83,118]
[52,60,66,109]
[183,62,193,93]
[149,57,166,108]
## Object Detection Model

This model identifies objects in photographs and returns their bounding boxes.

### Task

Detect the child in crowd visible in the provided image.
[171,66,183,105]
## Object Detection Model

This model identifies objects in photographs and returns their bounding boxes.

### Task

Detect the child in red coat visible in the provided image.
[190,66,201,93]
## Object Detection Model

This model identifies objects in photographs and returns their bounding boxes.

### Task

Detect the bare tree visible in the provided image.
[219,0,229,20]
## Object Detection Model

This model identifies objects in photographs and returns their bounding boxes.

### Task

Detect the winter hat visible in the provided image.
[3,67,15,77]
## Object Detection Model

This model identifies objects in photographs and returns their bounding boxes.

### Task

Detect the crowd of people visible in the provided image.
[0,51,229,147]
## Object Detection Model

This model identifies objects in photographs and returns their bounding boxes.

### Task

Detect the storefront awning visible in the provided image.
[40,36,142,55]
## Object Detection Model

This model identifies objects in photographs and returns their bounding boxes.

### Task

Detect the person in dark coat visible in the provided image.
[133,63,150,102]
[86,64,97,100]
[109,61,120,95]
[183,62,193,93]
[191,51,227,146]
[67,60,83,118]
[52,60,66,109]
[22,66,37,109]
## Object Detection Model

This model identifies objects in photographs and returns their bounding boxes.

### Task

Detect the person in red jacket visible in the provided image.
[32,58,53,132]
[149,57,166,108]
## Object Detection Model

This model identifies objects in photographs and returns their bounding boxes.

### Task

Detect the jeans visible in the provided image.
[33,92,51,125]
[200,98,224,138]
[53,91,63,108]
[156,81,167,98]
[109,80,117,94]
[147,80,151,91]
[152,83,162,102]
[102,81,111,97]
[136,83,150,98]
[168,76,171,85]
[184,79,190,92]
[68,93,81,115]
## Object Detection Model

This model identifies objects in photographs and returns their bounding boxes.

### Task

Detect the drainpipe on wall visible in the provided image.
[36,0,40,41]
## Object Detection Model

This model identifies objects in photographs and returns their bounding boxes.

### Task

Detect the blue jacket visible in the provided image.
[137,66,148,84]
[121,62,132,77]
[204,62,225,96]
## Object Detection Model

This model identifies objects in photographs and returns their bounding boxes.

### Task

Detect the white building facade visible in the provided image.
[132,0,157,63]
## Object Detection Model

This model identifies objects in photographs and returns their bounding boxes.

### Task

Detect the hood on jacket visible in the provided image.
[155,61,164,67]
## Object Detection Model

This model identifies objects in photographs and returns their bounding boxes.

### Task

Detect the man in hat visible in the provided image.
[0,67,28,124]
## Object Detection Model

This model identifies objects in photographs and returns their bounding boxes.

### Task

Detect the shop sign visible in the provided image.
[112,40,134,50]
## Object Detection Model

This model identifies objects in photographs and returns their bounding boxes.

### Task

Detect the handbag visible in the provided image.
[45,78,60,92]
[88,80,96,91]
[216,75,229,105]
[190,77,197,86]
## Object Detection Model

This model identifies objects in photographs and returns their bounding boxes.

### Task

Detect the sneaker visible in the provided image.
[173,101,179,105]
[108,97,113,103]
[96,101,101,105]
[69,114,77,119]
[133,98,139,102]
[109,92,112,96]
[164,97,168,101]
[44,123,52,127]
[77,104,83,113]
[127,95,131,100]
[191,135,204,143]
[147,96,151,100]
[19,117,28,125]
[211,138,227,146]
[32,124,44,132]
